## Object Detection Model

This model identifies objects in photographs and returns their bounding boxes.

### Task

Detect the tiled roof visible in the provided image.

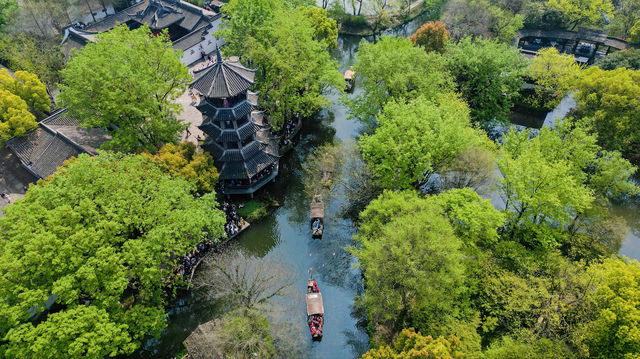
[172,25,208,51]
[6,127,84,179]
[62,0,220,53]
[5,109,109,179]
[191,53,256,99]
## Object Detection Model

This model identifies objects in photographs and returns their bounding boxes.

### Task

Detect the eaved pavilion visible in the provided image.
[191,49,279,196]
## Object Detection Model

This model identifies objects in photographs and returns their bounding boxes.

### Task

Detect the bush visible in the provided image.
[237,200,268,222]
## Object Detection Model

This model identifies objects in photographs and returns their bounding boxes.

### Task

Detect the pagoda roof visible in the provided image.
[191,50,256,99]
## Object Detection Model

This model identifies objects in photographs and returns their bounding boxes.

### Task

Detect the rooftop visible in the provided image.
[5,109,110,179]
[191,50,256,99]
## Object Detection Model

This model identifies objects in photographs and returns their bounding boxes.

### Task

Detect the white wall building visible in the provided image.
[61,0,224,66]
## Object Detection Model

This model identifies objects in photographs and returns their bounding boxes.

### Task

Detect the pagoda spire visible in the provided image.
[215,45,223,63]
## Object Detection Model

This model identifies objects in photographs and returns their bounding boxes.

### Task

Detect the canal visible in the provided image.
[131,12,640,358]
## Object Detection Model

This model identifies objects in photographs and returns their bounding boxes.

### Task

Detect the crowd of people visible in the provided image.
[309,314,324,337]
[163,238,216,285]
[249,163,276,184]
[222,202,246,236]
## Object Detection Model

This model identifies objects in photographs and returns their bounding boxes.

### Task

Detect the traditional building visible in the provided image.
[61,0,224,65]
[1,109,110,212]
[191,50,279,196]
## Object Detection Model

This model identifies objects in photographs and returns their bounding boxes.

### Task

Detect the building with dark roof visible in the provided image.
[192,49,279,196]
[5,109,110,180]
[61,0,224,65]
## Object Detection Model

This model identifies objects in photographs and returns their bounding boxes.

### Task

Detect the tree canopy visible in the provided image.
[360,328,464,359]
[595,48,640,70]
[143,142,219,193]
[580,258,640,358]
[445,37,528,130]
[219,0,342,130]
[0,88,36,144]
[410,21,450,53]
[348,35,453,127]
[547,0,614,29]
[0,68,50,114]
[358,96,488,190]
[59,25,190,152]
[353,192,465,339]
[498,122,638,246]
[0,153,225,358]
[529,47,581,110]
[573,66,640,165]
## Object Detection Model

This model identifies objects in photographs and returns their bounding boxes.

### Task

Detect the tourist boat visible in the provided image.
[310,194,324,238]
[344,69,356,92]
[306,269,324,341]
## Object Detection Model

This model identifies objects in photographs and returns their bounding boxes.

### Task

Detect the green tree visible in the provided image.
[354,191,465,338]
[431,188,505,248]
[573,66,640,165]
[529,47,581,110]
[348,35,453,126]
[0,33,65,95]
[498,122,638,246]
[446,37,528,130]
[298,6,338,49]
[484,331,575,359]
[0,0,17,31]
[498,125,594,245]
[595,48,640,70]
[580,258,640,358]
[143,142,219,193]
[247,10,342,129]
[358,96,488,190]
[0,68,50,115]
[360,328,464,359]
[0,88,36,144]
[213,309,277,359]
[410,21,450,53]
[219,0,342,130]
[0,153,225,358]
[59,25,190,152]
[547,0,614,29]
[607,0,640,38]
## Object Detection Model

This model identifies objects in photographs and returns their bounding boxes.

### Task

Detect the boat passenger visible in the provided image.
[312,218,321,230]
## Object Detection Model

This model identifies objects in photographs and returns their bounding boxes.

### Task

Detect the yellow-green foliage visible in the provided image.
[0,68,50,114]
[530,47,581,110]
[361,328,464,359]
[144,142,219,193]
[0,68,49,144]
[0,88,36,144]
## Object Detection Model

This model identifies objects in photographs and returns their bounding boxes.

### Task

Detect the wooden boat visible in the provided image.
[310,194,324,238]
[306,269,324,341]
[344,69,355,92]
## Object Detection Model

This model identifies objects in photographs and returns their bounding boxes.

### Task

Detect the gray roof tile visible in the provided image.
[191,55,255,98]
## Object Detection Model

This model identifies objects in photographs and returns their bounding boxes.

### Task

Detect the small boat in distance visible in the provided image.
[306,269,324,341]
[344,69,355,92]
[310,194,324,238]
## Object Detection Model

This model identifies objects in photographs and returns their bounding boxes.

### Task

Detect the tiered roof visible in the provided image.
[193,51,279,188]
[191,51,256,98]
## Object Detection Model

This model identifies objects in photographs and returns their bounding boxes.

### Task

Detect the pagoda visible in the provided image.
[191,49,279,196]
